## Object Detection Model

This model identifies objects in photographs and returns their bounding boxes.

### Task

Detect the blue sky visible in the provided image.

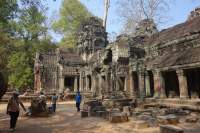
[47,0,200,42]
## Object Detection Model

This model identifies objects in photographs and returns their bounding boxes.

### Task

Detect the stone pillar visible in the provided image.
[176,70,189,99]
[83,77,86,91]
[86,76,89,91]
[91,76,96,94]
[111,72,115,91]
[145,72,151,97]
[139,71,145,99]
[125,75,131,94]
[98,75,103,95]
[59,76,65,93]
[153,70,166,98]
[79,74,82,92]
[130,71,138,98]
[129,71,134,98]
[116,76,120,91]
[74,76,78,92]
[106,73,111,93]
[124,76,127,91]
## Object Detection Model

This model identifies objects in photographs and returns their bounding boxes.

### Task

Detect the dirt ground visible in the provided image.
[0,101,200,133]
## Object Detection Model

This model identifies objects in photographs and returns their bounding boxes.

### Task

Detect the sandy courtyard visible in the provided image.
[0,101,200,133]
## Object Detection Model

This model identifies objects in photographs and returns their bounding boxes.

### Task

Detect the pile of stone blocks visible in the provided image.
[81,100,130,123]
[81,100,107,118]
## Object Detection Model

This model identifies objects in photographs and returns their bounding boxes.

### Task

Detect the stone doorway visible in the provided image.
[163,71,180,98]
[148,71,154,97]
[132,72,139,97]
[119,77,125,91]
[185,68,200,98]
[87,75,92,91]
[64,76,75,91]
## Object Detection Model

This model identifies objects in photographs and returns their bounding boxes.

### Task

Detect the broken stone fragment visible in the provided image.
[160,125,184,133]
[122,106,131,116]
[81,110,89,118]
[157,114,179,125]
[185,116,199,123]
[109,112,128,123]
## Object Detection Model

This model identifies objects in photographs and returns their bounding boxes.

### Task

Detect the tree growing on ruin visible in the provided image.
[117,0,171,34]
[52,0,92,48]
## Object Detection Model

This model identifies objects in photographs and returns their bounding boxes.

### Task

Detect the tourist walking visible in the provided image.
[75,91,82,112]
[6,91,26,132]
[51,93,58,112]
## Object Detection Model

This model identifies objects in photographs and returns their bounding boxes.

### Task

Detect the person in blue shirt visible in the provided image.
[51,93,58,112]
[75,91,81,112]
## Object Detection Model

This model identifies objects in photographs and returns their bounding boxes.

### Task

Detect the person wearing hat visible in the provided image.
[6,91,26,131]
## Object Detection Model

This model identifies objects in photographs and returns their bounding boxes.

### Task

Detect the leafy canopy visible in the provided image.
[52,0,92,48]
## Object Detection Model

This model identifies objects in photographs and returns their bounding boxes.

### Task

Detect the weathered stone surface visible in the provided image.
[188,7,200,21]
[160,125,184,133]
[134,120,149,129]
[109,113,128,123]
[81,111,89,118]
[185,117,199,123]
[137,114,153,121]
[148,118,158,127]
[157,115,179,125]
[123,106,131,116]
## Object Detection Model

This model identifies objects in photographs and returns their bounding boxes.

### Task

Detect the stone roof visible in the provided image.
[60,51,84,65]
[39,53,57,66]
[146,47,200,68]
[145,16,200,45]
[38,50,84,66]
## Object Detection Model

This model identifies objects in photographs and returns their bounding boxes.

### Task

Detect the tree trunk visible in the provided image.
[103,0,110,30]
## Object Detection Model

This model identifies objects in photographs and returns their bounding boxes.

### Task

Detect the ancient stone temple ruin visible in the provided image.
[34,8,200,102]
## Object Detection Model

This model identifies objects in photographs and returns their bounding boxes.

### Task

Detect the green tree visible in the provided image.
[7,0,57,90]
[52,0,92,48]
[7,52,33,90]
[0,0,18,98]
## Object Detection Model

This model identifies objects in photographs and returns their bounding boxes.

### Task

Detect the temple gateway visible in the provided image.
[34,8,200,100]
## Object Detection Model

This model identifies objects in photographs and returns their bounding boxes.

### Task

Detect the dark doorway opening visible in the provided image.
[148,71,154,97]
[87,75,92,91]
[118,77,125,91]
[163,71,179,98]
[64,76,75,91]
[132,72,139,97]
[185,68,200,98]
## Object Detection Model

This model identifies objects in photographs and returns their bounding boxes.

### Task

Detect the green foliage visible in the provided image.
[0,0,57,92]
[0,0,18,27]
[7,52,33,89]
[52,0,92,48]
